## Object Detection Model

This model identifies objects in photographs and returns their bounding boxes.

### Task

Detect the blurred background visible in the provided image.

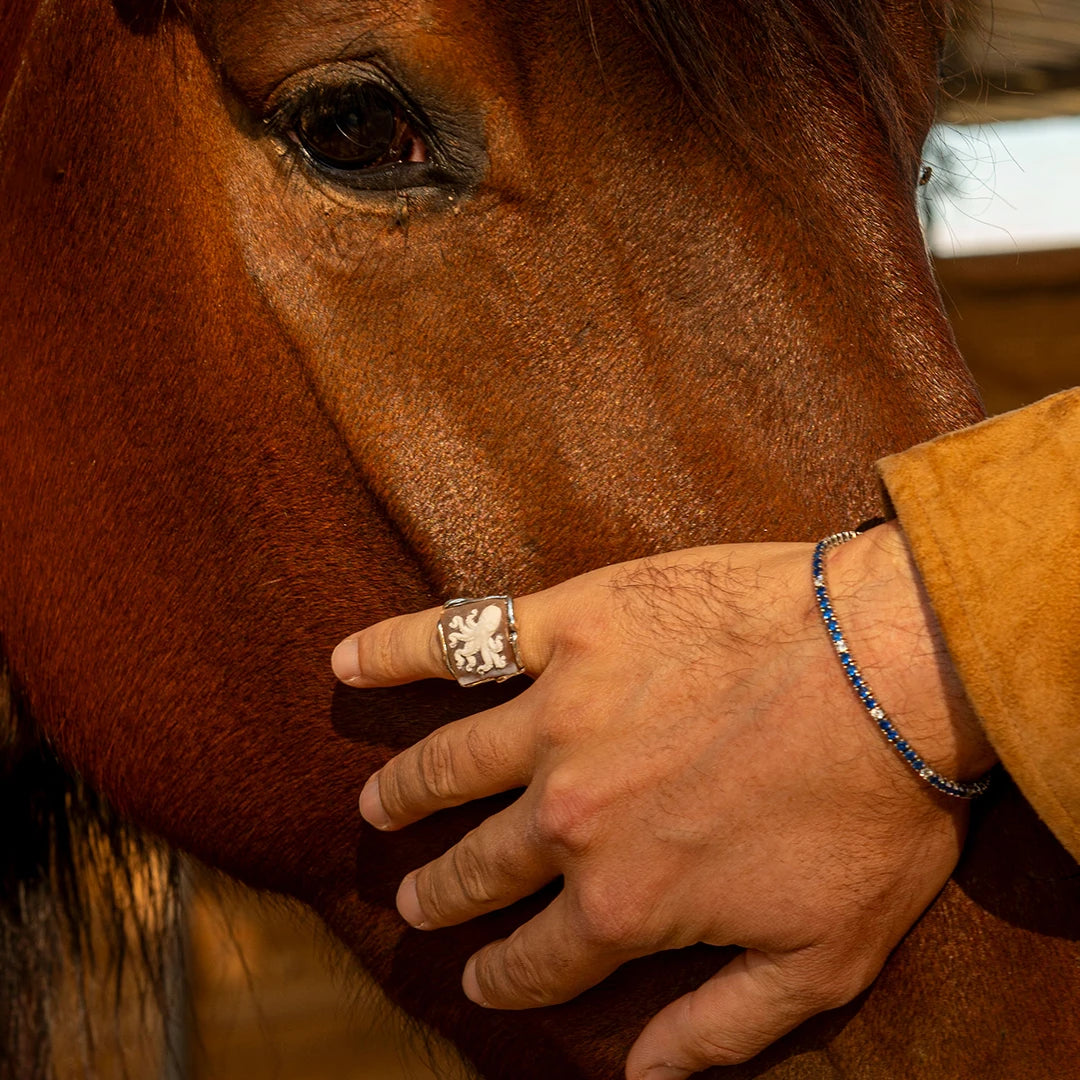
[51,2,1080,1078]
[926,0,1080,413]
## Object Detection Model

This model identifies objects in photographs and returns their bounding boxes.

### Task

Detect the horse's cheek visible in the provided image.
[0,2,473,903]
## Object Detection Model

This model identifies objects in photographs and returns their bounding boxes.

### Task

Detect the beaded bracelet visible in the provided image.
[813,532,991,800]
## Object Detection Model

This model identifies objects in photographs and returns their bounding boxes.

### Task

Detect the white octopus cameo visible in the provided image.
[446,604,507,675]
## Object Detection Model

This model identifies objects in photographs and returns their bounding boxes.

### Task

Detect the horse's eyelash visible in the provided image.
[262,83,329,136]
[262,70,412,132]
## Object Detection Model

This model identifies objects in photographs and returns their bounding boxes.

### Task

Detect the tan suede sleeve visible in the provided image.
[877,388,1080,862]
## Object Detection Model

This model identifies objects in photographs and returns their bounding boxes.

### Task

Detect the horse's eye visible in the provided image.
[291,84,428,172]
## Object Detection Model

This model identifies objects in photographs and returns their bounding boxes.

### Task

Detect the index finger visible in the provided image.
[331,592,554,688]
[332,605,448,687]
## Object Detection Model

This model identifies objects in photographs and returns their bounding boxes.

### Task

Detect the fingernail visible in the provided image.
[462,956,489,1007]
[332,635,364,685]
[396,875,427,929]
[358,775,392,830]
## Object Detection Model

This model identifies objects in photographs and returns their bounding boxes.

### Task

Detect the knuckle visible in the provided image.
[686,1027,755,1068]
[415,832,510,923]
[373,760,407,817]
[416,728,459,802]
[571,881,650,952]
[551,602,611,664]
[448,837,499,909]
[480,936,552,1007]
[776,958,870,1015]
[534,692,593,752]
[532,768,600,855]
[535,704,578,751]
[355,625,401,679]
[681,992,774,1067]
[413,865,453,924]
[813,962,876,1010]
[463,719,503,780]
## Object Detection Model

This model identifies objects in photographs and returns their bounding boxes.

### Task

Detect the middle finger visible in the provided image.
[362,700,537,830]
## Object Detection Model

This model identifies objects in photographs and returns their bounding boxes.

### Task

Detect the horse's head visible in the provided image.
[202,0,981,570]
[1,1,987,1076]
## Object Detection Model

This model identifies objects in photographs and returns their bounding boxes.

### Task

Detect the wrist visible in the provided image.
[825,521,998,784]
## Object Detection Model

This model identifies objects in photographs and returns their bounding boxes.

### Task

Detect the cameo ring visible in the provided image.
[437,595,525,687]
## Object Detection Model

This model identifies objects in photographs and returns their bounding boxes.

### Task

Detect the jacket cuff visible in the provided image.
[877,389,1080,861]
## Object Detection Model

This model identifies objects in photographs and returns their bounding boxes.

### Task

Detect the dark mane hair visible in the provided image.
[613,0,970,178]
[1,655,182,1080]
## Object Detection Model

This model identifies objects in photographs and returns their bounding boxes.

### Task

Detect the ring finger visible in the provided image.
[397,796,557,929]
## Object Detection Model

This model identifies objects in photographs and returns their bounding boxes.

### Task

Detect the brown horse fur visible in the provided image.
[1,1,1076,1078]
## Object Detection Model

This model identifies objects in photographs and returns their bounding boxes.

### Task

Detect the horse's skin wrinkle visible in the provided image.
[2,1,1075,1079]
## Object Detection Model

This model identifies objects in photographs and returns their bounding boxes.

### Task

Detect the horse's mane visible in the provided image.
[0,656,182,1080]
[610,0,973,177]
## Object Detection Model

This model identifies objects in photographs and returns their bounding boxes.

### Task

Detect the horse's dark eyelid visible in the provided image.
[267,79,437,188]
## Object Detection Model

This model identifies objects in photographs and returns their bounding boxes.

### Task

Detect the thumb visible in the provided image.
[625,948,857,1079]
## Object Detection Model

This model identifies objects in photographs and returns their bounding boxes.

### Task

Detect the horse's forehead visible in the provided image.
[205,0,600,103]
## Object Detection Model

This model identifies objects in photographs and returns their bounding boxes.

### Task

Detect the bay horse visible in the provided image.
[1,0,1077,1077]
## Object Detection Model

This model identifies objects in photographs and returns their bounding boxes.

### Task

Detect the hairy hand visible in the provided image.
[331,523,996,1079]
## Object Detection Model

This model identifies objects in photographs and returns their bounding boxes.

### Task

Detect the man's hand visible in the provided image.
[331,523,996,1079]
